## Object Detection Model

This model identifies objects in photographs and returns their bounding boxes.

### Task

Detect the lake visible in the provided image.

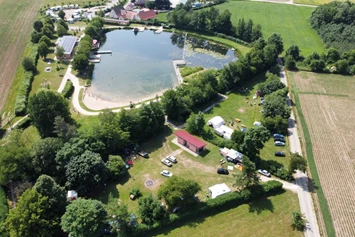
[90,30,237,104]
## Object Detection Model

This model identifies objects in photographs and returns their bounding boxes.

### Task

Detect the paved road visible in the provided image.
[278,61,320,237]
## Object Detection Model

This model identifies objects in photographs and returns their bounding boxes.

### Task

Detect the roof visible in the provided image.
[112,5,126,17]
[137,10,156,20]
[56,36,77,54]
[207,116,224,128]
[227,149,243,160]
[174,130,206,148]
[208,183,231,199]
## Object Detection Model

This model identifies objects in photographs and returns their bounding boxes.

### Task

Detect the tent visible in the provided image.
[220,125,233,135]
[227,149,243,162]
[208,183,231,199]
[67,190,78,201]
[214,127,224,137]
[220,147,230,157]
[253,121,262,127]
[207,116,225,129]
[223,132,232,140]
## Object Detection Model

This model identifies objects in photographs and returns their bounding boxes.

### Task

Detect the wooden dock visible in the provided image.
[172,59,186,84]
[96,50,112,54]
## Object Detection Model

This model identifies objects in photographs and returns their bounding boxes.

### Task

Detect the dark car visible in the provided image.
[226,157,238,164]
[217,168,229,175]
[275,151,286,157]
[273,133,285,139]
[274,137,285,143]
[137,151,149,158]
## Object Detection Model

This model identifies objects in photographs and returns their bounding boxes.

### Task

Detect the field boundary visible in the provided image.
[298,92,348,97]
[288,73,336,237]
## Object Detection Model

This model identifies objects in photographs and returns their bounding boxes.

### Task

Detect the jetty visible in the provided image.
[89,54,101,63]
[155,27,163,34]
[95,50,112,54]
[172,60,186,84]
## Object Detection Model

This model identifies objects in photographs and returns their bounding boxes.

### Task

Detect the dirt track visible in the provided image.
[0,0,42,111]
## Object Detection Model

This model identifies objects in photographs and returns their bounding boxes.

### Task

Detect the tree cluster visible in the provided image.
[235,18,262,43]
[310,1,355,52]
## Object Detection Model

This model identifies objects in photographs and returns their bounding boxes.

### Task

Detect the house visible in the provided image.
[174,130,207,154]
[109,6,156,21]
[55,36,78,59]
[109,6,127,20]
[126,2,135,11]
[208,183,231,199]
[136,9,156,20]
[135,0,147,6]
[67,190,78,201]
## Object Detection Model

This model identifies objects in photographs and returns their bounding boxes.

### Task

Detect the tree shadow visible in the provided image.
[139,126,173,154]
[98,181,122,204]
[248,196,275,214]
[199,149,210,158]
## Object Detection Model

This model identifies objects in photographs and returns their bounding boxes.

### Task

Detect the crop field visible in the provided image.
[289,71,355,237]
[215,1,325,56]
[0,0,43,112]
[153,190,302,237]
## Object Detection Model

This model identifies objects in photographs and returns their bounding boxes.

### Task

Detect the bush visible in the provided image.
[180,66,204,77]
[130,188,142,199]
[0,187,9,237]
[61,80,74,98]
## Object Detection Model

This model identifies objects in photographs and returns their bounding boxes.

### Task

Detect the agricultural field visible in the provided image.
[288,71,355,237]
[294,0,355,6]
[215,1,325,56]
[0,0,43,112]
[153,190,301,237]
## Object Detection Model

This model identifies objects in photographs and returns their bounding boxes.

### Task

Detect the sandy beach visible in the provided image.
[82,87,166,110]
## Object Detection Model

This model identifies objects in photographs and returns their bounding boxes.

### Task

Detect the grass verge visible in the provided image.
[288,71,336,237]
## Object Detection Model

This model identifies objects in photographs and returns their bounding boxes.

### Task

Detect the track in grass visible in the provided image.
[215,1,325,56]
[290,71,355,237]
[0,0,43,111]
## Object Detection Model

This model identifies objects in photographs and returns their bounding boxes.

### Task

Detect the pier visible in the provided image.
[155,27,163,34]
[172,60,186,84]
[95,50,112,54]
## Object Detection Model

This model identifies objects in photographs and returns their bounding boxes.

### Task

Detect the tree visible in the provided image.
[231,130,245,144]
[107,155,127,180]
[21,57,35,71]
[53,116,76,142]
[38,41,49,59]
[309,59,325,72]
[161,89,187,121]
[61,198,107,237]
[33,20,44,32]
[335,59,349,74]
[84,25,98,38]
[291,211,307,231]
[58,10,65,19]
[28,89,71,138]
[55,46,65,60]
[72,54,89,73]
[158,176,201,208]
[289,153,307,174]
[285,45,301,61]
[216,10,233,35]
[31,30,42,43]
[284,56,297,70]
[58,19,69,31]
[240,126,271,158]
[57,24,67,37]
[31,137,64,176]
[185,112,205,136]
[263,93,291,119]
[41,23,55,39]
[138,194,167,225]
[6,189,52,237]
[262,115,288,135]
[65,151,108,195]
[233,156,259,189]
[155,0,171,9]
[326,48,340,64]
[39,35,52,47]
[96,9,105,17]
[267,33,284,55]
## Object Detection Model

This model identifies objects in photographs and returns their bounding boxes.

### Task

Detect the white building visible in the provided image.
[208,183,231,199]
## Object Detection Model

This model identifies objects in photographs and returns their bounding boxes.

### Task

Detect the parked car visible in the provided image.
[275,151,286,157]
[275,141,285,146]
[226,157,238,164]
[137,151,149,158]
[274,137,285,143]
[258,169,271,177]
[161,158,172,167]
[166,155,177,163]
[217,168,229,175]
[273,133,284,139]
[161,170,173,177]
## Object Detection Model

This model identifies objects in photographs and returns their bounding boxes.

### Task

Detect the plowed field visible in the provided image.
[0,0,42,111]
[290,71,355,237]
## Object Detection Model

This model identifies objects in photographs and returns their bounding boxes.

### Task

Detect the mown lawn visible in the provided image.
[153,190,302,237]
[215,1,325,56]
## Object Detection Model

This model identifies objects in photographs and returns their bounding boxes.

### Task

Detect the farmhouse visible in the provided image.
[208,183,231,199]
[174,130,207,154]
[55,36,78,59]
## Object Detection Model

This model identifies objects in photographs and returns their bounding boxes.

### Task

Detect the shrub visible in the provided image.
[14,71,34,115]
[130,188,142,199]
[61,80,74,98]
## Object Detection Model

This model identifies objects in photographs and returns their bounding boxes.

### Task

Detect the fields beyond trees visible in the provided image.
[289,71,355,237]
[215,1,325,56]
[0,0,43,112]
[153,190,301,237]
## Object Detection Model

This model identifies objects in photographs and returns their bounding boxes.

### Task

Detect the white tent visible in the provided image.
[214,127,224,137]
[208,183,231,199]
[220,125,233,135]
[207,116,225,129]
[223,132,232,140]
[67,190,78,201]
[227,149,243,161]
[253,121,262,127]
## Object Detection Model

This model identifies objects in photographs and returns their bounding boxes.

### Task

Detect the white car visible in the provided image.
[161,170,173,177]
[258,169,271,177]
[161,158,172,167]
[166,155,177,163]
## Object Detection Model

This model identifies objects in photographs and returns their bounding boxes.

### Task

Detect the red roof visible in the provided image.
[138,10,156,20]
[174,130,207,148]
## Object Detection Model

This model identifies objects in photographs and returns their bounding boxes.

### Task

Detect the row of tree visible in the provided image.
[310,1,355,52]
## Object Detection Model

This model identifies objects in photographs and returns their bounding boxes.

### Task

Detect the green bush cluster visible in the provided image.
[128,181,283,236]
[0,187,9,237]
[180,66,204,77]
[61,80,74,99]
[214,32,250,47]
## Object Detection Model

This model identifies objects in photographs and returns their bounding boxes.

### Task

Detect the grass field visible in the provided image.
[0,0,43,112]
[288,71,355,237]
[214,1,325,56]
[294,0,355,6]
[152,190,301,237]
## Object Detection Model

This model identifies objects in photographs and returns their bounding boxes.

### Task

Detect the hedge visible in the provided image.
[0,187,9,237]
[128,180,283,236]
[61,80,74,98]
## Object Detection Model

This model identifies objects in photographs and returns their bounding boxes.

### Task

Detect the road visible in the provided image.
[278,60,320,237]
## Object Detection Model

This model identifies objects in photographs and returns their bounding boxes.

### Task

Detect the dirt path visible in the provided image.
[250,0,317,7]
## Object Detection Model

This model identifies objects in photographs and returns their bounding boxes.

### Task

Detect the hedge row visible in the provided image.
[129,180,283,236]
[61,80,74,98]
[14,45,39,116]
[214,32,250,47]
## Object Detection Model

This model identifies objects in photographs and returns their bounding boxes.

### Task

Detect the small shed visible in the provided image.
[207,116,225,129]
[175,130,207,154]
[208,183,231,199]
[67,190,78,201]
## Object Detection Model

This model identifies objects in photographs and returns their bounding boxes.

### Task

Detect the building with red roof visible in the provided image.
[174,130,207,154]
